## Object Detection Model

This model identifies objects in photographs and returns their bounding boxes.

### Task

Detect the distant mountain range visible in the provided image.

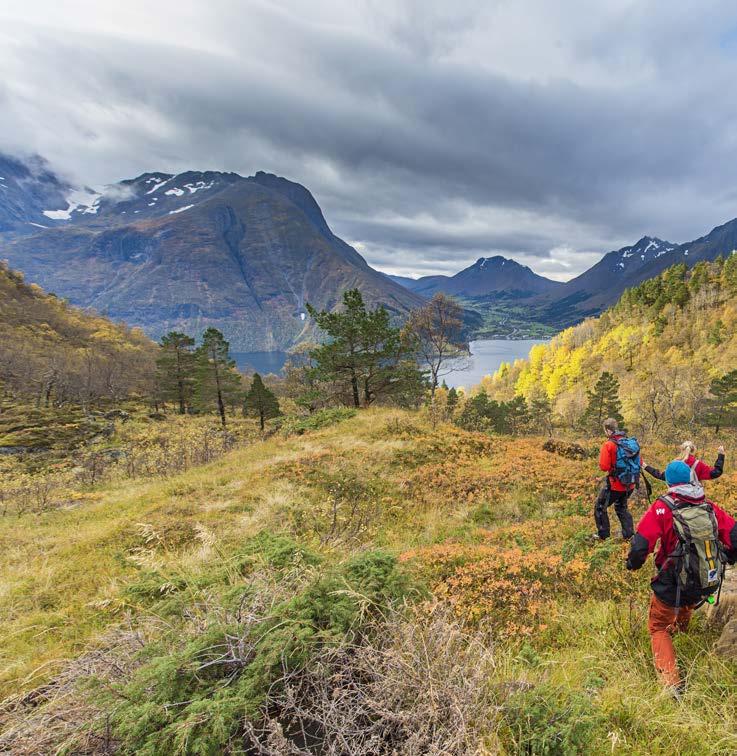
[389,226,737,328]
[0,154,71,232]
[0,155,422,350]
[2,150,737,348]
[392,256,562,299]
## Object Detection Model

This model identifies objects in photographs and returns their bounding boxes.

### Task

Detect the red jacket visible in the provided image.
[685,455,718,481]
[644,453,724,483]
[599,434,640,492]
[627,489,737,606]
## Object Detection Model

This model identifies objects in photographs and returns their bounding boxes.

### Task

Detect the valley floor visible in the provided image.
[1,408,736,754]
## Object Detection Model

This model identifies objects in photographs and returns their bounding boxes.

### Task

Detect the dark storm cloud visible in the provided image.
[2,1,737,279]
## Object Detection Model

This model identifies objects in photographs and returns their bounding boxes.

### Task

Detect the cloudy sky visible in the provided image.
[3,1,737,280]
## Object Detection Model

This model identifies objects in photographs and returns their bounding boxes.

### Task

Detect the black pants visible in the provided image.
[595,482,634,540]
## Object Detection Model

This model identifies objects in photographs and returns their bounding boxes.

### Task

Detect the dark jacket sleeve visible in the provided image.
[710,453,725,480]
[727,524,737,564]
[713,503,737,564]
[644,464,665,481]
[626,533,650,570]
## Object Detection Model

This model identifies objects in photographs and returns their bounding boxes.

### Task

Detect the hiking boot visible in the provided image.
[587,532,607,544]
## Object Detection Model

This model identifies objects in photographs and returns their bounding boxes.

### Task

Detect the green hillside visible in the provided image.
[1,407,736,754]
[0,260,156,408]
[482,256,737,436]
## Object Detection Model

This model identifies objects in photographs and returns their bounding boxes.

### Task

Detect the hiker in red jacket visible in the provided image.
[594,417,638,541]
[645,441,725,485]
[626,460,737,695]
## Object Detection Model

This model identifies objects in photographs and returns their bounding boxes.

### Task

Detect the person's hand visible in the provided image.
[718,445,725,455]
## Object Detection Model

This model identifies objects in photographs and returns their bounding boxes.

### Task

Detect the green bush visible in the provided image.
[502,683,607,755]
[104,550,416,753]
[280,407,357,436]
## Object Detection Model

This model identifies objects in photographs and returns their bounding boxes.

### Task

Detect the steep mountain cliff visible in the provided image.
[0,158,422,350]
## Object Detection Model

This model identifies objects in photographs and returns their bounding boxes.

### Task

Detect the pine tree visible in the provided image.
[528,389,554,436]
[155,331,196,414]
[307,290,366,408]
[446,386,459,419]
[194,328,242,427]
[244,373,281,430]
[581,371,624,432]
[307,289,424,407]
[503,395,530,435]
[704,370,737,433]
[722,252,737,292]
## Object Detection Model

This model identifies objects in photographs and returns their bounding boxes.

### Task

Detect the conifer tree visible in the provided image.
[581,371,624,432]
[307,289,424,407]
[446,386,459,419]
[244,373,281,430]
[307,290,365,408]
[722,252,737,292]
[155,331,196,414]
[704,369,737,433]
[528,389,554,436]
[194,328,242,427]
[504,395,530,435]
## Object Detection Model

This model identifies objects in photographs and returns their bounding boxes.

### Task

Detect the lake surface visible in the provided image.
[233,351,289,375]
[234,339,548,388]
[442,339,549,389]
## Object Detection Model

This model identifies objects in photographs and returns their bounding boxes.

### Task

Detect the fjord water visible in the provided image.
[234,339,548,388]
[443,339,549,389]
[233,351,289,375]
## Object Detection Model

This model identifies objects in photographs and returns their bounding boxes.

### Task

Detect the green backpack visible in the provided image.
[662,495,726,606]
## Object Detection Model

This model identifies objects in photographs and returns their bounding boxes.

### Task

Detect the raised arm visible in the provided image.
[710,447,725,479]
[644,464,665,481]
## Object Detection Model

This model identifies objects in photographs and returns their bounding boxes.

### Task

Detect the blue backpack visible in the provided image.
[613,436,641,486]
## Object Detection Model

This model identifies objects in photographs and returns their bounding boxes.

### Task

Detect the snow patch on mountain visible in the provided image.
[169,204,194,215]
[183,180,215,194]
[43,187,102,220]
[146,177,172,194]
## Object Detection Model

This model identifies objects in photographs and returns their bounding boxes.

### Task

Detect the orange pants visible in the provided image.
[647,594,694,687]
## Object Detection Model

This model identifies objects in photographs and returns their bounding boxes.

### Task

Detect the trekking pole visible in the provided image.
[642,471,653,506]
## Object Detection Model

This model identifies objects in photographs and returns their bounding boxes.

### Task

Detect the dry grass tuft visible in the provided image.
[247,604,502,755]
[0,622,152,754]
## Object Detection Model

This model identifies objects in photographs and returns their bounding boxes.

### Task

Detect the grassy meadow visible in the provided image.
[1,407,736,753]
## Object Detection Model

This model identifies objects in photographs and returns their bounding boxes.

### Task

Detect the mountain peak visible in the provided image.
[401,253,558,298]
[250,171,333,239]
[2,155,423,351]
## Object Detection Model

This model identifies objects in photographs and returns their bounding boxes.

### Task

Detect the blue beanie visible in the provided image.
[665,460,691,486]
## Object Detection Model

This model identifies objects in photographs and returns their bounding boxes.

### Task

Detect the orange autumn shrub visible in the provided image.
[387,425,494,469]
[405,461,497,507]
[478,517,592,549]
[402,523,634,637]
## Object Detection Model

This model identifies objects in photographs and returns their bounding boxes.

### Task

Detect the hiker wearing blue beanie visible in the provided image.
[664,460,692,486]
[626,458,737,695]
[645,441,725,487]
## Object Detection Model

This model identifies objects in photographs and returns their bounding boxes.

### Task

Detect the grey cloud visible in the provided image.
[2,1,737,279]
